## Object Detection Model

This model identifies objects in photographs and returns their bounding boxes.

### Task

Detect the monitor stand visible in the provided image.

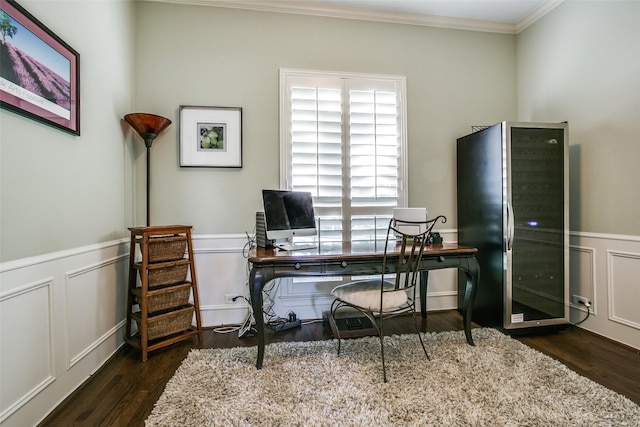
[273,239,316,251]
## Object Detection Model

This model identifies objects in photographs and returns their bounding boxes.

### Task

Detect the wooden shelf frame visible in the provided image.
[125,225,203,361]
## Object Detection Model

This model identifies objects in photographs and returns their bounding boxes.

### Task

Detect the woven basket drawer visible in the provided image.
[147,305,194,340]
[148,235,187,263]
[148,263,188,288]
[147,283,192,313]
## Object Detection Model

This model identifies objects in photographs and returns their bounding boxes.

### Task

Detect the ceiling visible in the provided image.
[160,0,564,33]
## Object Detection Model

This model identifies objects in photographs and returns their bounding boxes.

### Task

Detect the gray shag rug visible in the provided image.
[146,328,640,426]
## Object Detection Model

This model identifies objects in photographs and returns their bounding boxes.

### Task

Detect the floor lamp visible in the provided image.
[124,113,172,226]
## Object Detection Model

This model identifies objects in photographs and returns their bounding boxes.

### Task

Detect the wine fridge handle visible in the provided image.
[507,202,515,251]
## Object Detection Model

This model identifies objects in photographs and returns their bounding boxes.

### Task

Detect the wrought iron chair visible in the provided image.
[330,215,446,382]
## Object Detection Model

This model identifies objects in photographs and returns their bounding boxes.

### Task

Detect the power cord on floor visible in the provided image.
[212,295,256,337]
[571,299,591,327]
[212,325,243,334]
[213,231,257,337]
[236,229,306,334]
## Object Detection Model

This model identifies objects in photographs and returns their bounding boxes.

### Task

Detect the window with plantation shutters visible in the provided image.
[280,69,407,243]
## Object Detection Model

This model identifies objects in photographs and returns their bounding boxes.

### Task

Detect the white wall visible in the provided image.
[132,2,517,235]
[516,0,640,351]
[0,0,136,425]
[0,0,137,263]
[517,0,640,235]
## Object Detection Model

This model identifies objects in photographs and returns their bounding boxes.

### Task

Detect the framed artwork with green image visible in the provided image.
[180,105,242,168]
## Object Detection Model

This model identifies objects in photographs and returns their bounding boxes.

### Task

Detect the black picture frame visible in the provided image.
[0,0,80,135]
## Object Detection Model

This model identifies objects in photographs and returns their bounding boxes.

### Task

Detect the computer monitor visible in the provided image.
[262,190,317,243]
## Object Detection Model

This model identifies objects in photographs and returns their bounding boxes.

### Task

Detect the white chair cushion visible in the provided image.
[331,279,409,312]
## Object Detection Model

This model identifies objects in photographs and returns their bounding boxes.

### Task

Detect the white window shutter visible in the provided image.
[349,88,400,207]
[290,86,343,199]
[280,69,407,243]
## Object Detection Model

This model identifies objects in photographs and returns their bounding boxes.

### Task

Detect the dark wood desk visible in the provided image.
[248,242,479,369]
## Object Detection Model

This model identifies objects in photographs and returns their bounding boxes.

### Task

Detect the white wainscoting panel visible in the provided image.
[0,278,55,424]
[191,234,254,327]
[569,245,597,317]
[0,240,129,427]
[569,232,640,350]
[424,268,459,310]
[65,254,129,369]
[607,250,640,330]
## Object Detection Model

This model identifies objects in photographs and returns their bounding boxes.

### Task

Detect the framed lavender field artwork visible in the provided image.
[0,0,80,135]
[180,106,242,168]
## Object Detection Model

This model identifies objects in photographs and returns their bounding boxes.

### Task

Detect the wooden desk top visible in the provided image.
[249,242,477,264]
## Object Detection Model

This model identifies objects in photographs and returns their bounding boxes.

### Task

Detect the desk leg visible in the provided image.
[420,271,429,318]
[460,257,480,346]
[249,268,266,369]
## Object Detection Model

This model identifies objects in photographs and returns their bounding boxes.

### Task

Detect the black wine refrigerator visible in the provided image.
[456,122,569,330]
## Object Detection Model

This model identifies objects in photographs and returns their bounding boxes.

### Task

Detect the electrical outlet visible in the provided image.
[572,294,590,307]
[225,294,242,304]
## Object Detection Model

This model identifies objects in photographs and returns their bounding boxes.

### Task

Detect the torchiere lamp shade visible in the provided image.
[124,113,172,147]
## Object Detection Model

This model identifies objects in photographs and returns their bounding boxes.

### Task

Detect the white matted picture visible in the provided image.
[180,106,242,168]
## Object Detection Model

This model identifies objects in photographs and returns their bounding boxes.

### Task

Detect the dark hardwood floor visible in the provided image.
[39,311,640,426]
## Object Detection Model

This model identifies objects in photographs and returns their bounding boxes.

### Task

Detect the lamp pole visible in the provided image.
[123,113,172,227]
[144,138,153,226]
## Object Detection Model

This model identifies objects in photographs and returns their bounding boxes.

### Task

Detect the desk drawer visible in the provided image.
[322,260,385,276]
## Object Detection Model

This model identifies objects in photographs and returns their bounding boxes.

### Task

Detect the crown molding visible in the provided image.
[516,0,563,33]
[144,0,559,34]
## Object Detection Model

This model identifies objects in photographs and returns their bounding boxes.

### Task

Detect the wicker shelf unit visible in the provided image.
[125,225,203,361]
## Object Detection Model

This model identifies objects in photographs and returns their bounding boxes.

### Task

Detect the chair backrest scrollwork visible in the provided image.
[383,215,447,292]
